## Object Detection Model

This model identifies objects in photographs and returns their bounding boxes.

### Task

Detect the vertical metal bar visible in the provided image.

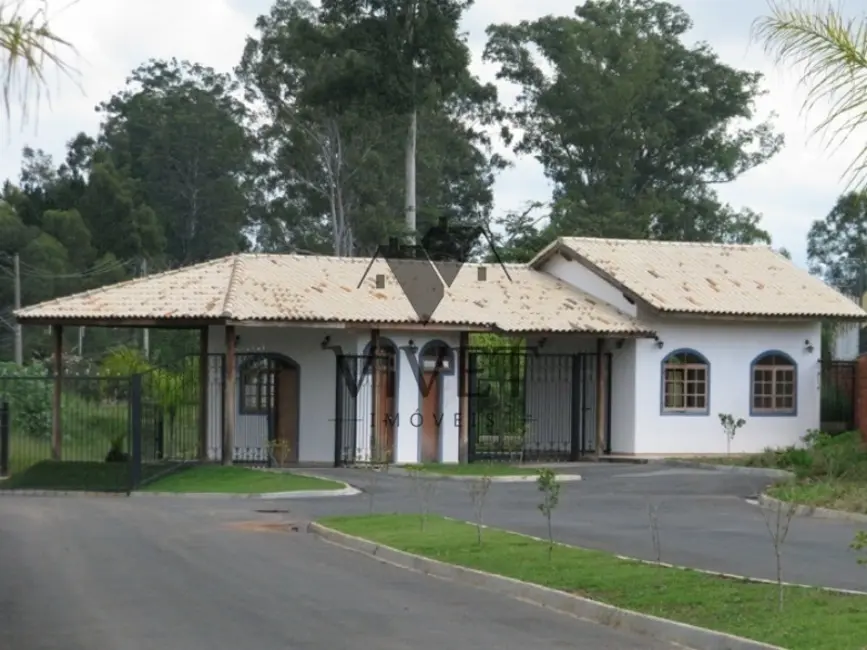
[333,355,343,466]
[570,354,580,461]
[457,331,469,463]
[130,374,142,491]
[51,325,63,461]
[222,326,236,465]
[595,339,607,459]
[606,352,613,454]
[0,400,9,478]
[467,351,477,462]
[198,327,209,461]
[370,330,380,462]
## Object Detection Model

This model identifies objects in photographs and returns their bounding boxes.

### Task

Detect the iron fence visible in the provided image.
[820,360,856,430]
[468,350,612,462]
[334,352,396,466]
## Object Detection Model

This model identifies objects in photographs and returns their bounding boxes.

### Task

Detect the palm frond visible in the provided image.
[0,0,79,128]
[752,0,867,189]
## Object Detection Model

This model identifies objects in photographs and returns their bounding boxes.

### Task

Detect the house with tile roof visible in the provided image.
[14,237,866,465]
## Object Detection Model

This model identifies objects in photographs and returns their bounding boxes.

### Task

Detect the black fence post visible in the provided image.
[0,400,9,478]
[130,374,142,491]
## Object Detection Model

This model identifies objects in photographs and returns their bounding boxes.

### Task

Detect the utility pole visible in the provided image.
[141,259,149,360]
[13,253,22,365]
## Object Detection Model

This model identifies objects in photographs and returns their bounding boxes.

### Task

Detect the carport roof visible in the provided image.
[14,253,652,336]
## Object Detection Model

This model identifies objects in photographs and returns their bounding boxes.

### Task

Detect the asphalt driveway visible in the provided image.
[293,463,867,592]
[0,495,671,650]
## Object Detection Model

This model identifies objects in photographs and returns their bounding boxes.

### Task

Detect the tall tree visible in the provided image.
[807,191,867,297]
[238,0,503,256]
[753,1,867,189]
[316,0,477,241]
[485,0,782,254]
[98,59,255,265]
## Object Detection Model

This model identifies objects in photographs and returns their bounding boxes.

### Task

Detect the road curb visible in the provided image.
[656,459,794,479]
[388,468,583,483]
[308,522,785,650]
[0,484,361,499]
[758,492,867,524]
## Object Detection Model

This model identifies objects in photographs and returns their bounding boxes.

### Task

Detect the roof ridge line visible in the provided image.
[220,255,244,319]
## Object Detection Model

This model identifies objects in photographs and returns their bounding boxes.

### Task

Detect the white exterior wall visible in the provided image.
[207,325,357,463]
[633,316,821,455]
[206,326,463,464]
[538,254,823,456]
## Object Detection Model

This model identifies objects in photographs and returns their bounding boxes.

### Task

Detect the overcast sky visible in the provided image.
[2,0,864,268]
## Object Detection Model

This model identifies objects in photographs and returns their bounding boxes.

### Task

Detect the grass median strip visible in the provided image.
[320,514,867,650]
[403,463,542,477]
[142,465,345,493]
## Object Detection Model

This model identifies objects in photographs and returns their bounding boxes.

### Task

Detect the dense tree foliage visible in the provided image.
[1,0,791,362]
[485,0,782,259]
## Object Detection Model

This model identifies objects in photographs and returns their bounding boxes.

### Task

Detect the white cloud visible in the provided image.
[1,0,863,269]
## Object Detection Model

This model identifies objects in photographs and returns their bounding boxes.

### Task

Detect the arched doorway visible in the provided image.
[238,354,300,464]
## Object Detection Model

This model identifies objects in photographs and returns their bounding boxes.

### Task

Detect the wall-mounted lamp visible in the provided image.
[320,335,331,349]
[615,339,625,349]
[804,339,814,354]
[407,339,418,352]
[654,337,664,349]
[537,337,548,349]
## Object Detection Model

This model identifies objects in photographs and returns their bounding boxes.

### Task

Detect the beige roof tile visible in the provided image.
[533,237,866,319]
[15,253,650,335]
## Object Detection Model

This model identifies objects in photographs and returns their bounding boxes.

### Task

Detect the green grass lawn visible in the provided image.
[142,465,345,493]
[679,432,867,514]
[320,514,867,650]
[403,463,542,476]
[768,480,867,514]
[0,460,170,491]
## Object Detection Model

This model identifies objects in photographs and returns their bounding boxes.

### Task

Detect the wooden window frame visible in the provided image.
[240,363,274,415]
[661,350,709,415]
[751,353,797,416]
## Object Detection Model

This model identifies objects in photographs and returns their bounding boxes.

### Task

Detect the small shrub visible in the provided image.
[0,362,51,438]
[718,413,745,455]
[105,434,129,463]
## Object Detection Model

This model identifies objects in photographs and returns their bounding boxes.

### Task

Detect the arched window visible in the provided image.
[662,349,709,414]
[240,357,275,415]
[751,352,796,415]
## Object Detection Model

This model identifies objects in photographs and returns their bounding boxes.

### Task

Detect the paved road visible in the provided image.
[294,464,867,592]
[0,496,671,650]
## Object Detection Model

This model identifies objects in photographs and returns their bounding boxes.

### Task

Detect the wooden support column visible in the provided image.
[457,331,469,463]
[198,327,209,461]
[594,338,607,459]
[222,325,236,466]
[369,329,380,461]
[51,325,63,460]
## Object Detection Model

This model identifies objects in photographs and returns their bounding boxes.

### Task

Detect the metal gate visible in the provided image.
[467,350,612,462]
[820,359,856,431]
[333,352,396,465]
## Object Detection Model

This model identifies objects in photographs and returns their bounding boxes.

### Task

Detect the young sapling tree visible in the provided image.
[761,497,797,612]
[536,468,561,559]
[469,468,493,546]
[718,413,746,456]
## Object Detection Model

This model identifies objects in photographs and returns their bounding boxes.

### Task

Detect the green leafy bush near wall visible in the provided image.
[0,362,51,438]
